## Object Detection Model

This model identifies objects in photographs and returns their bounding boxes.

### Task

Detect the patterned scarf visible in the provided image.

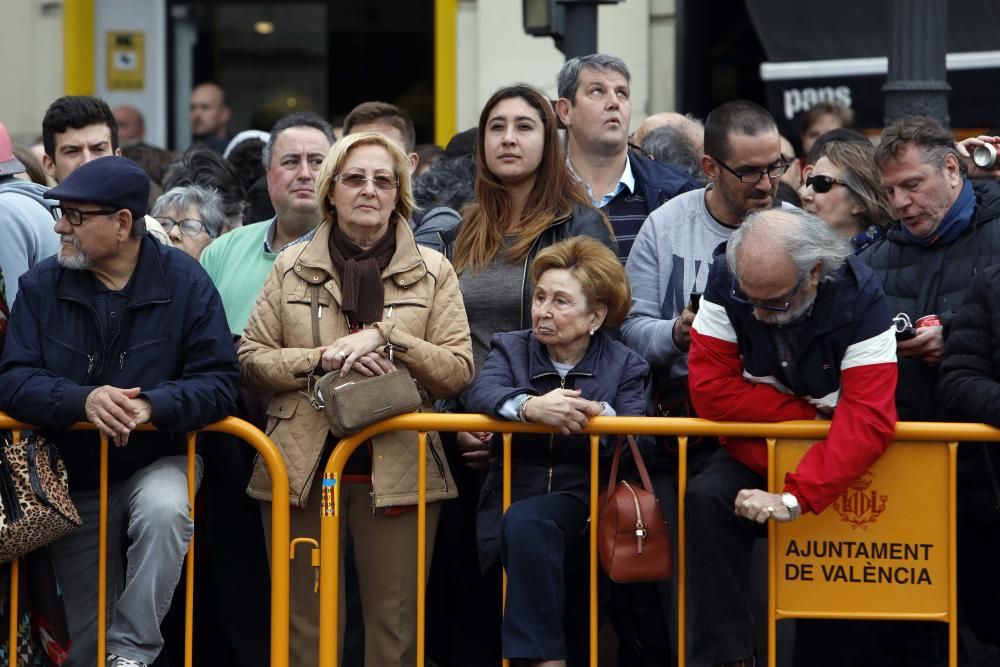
[327,222,397,324]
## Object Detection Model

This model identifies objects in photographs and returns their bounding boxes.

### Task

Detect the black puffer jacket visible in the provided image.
[939,265,1000,512]
[860,179,1000,420]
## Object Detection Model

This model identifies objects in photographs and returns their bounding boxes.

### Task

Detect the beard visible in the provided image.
[753,289,817,327]
[57,236,93,270]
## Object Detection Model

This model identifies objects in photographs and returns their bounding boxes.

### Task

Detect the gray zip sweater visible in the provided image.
[0,178,60,304]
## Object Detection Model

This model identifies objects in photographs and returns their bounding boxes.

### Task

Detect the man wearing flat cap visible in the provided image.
[0,155,239,667]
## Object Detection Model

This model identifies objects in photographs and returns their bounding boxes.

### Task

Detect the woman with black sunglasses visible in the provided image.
[801,141,895,253]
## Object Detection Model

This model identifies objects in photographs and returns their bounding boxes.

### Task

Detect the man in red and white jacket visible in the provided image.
[684,208,897,667]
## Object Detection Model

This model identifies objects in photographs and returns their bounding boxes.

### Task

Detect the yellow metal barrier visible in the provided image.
[0,415,291,667]
[315,414,1000,667]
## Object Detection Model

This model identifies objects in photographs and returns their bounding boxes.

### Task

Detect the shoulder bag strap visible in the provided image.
[309,284,322,348]
[624,434,656,492]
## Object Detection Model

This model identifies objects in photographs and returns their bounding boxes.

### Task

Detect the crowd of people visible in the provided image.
[0,51,999,667]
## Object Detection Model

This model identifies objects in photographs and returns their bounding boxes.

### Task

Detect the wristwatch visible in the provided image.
[781,492,801,521]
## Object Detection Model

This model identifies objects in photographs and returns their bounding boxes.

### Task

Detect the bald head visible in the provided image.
[633,112,704,155]
[112,105,145,144]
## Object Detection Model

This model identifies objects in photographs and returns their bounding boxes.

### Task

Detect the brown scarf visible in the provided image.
[328,222,398,324]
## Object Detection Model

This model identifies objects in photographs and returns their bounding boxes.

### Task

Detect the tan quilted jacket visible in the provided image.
[239,220,473,508]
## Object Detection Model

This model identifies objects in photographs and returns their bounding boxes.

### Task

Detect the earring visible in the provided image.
[589,327,595,336]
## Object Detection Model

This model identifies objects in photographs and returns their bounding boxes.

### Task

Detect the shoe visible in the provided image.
[107,655,148,667]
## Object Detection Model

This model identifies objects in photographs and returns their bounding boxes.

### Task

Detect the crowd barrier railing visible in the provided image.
[0,415,291,667]
[317,413,1000,667]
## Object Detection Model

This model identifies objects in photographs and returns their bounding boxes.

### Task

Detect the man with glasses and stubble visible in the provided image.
[684,207,897,667]
[0,156,238,667]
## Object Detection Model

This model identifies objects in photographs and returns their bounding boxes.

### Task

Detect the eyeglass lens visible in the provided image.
[339,173,397,191]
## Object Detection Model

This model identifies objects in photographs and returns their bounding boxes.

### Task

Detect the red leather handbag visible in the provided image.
[598,435,672,583]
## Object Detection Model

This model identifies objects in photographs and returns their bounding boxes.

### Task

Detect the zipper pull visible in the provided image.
[119,351,126,370]
[387,306,393,319]
[318,305,323,319]
[86,355,95,375]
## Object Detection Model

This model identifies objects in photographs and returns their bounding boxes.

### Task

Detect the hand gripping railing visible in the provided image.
[0,415,291,667]
[314,413,1000,667]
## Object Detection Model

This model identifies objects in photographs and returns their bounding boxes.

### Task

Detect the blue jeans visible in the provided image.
[49,455,202,666]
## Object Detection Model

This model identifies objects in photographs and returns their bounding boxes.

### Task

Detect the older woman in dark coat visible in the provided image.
[463,237,649,667]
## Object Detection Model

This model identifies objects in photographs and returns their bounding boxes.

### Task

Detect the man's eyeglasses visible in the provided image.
[156,217,208,238]
[806,174,849,194]
[710,156,789,184]
[730,274,806,312]
[334,173,399,191]
[50,205,118,226]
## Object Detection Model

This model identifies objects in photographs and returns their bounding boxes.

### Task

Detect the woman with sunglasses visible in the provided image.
[240,131,473,667]
[151,185,227,260]
[801,141,895,253]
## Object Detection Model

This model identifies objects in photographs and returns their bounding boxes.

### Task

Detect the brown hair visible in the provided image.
[314,132,415,227]
[799,102,854,135]
[343,102,417,154]
[529,236,630,329]
[818,141,895,229]
[452,84,601,273]
[874,115,961,172]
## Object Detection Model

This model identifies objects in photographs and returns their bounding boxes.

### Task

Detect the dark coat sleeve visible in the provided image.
[461,333,536,417]
[939,268,1000,425]
[569,206,618,257]
[0,274,92,427]
[608,348,650,418]
[141,275,239,432]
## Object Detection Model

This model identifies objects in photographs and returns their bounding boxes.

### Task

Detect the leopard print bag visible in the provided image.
[0,435,82,564]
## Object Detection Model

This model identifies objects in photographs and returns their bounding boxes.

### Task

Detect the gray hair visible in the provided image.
[556,53,631,102]
[641,125,706,183]
[151,185,227,238]
[261,111,334,170]
[727,208,852,282]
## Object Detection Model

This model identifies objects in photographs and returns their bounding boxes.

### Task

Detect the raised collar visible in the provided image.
[57,235,171,307]
[528,330,605,380]
[292,219,427,287]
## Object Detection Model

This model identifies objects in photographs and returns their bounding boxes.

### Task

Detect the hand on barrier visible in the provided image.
[456,431,492,470]
[84,385,152,447]
[523,388,603,435]
[735,488,793,524]
[896,324,943,366]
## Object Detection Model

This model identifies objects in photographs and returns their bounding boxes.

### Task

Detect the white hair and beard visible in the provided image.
[752,286,817,327]
[57,235,93,270]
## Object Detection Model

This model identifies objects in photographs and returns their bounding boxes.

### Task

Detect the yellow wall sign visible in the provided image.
[106,31,145,91]
[771,439,955,619]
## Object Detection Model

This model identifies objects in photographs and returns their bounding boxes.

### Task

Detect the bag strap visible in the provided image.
[605,435,655,492]
[309,285,322,348]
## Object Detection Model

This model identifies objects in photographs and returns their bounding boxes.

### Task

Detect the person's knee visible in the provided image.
[501,502,559,546]
[685,471,732,519]
[132,491,193,539]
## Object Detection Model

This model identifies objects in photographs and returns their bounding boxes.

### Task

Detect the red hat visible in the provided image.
[0,121,25,177]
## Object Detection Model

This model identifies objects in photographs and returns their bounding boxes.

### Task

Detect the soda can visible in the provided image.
[916,314,942,328]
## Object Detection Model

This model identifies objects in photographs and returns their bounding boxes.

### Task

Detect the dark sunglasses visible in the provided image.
[806,174,848,194]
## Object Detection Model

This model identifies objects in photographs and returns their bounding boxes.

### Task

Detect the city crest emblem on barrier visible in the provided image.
[832,471,887,530]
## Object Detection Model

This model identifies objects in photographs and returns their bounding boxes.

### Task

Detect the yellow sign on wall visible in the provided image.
[772,439,954,618]
[106,31,145,91]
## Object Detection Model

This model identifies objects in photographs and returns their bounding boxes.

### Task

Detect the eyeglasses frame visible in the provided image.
[710,155,790,184]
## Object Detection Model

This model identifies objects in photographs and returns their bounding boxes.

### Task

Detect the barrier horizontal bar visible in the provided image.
[0,415,290,667]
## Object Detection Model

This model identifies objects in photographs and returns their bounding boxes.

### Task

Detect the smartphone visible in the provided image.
[690,292,702,314]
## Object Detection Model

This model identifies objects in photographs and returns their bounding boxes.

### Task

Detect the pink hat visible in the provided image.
[0,121,25,177]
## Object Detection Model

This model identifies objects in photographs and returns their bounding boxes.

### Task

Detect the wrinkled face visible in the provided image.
[879,143,963,239]
[44,124,116,183]
[266,126,331,220]
[561,67,631,155]
[531,268,604,349]
[483,96,545,187]
[189,84,229,137]
[801,112,842,155]
[801,157,863,238]
[331,143,399,246]
[159,204,214,261]
[53,201,123,270]
[708,130,783,222]
[736,247,818,327]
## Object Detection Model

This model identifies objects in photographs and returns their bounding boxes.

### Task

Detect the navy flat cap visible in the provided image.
[46,156,150,216]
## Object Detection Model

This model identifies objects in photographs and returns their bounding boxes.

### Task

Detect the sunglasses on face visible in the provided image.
[334,173,399,191]
[730,274,806,312]
[806,174,848,194]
